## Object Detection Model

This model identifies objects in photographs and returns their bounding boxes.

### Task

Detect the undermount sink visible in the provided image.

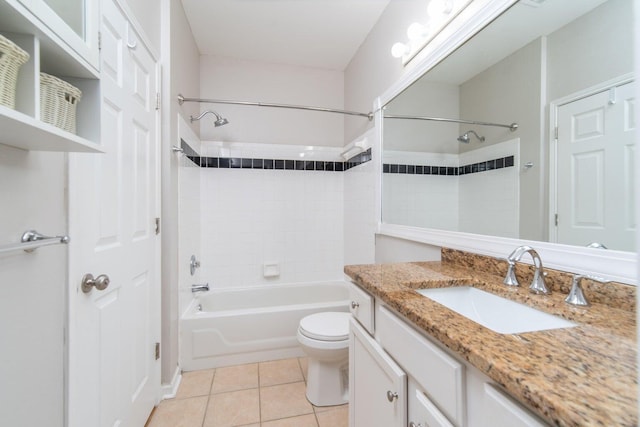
[417,286,577,334]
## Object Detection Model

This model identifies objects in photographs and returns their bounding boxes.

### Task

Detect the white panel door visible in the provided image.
[67,0,160,426]
[556,81,635,251]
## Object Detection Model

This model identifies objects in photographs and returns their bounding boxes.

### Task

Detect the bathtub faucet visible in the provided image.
[191,283,210,293]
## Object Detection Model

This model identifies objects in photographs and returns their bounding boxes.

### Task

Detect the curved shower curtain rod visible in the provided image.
[177,94,374,120]
[176,95,518,131]
[384,114,518,131]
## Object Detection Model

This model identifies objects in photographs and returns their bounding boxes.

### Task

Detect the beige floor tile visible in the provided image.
[260,381,314,421]
[313,402,348,413]
[203,388,260,427]
[316,405,349,427]
[145,396,208,427]
[211,363,258,394]
[176,369,215,399]
[298,357,308,381]
[259,358,304,387]
[261,414,318,427]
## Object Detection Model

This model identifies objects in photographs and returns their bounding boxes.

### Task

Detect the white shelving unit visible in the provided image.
[0,0,102,153]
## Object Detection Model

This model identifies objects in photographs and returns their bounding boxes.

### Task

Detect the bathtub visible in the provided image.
[180,281,350,371]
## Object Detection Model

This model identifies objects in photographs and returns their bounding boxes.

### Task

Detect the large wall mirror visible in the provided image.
[381,0,635,254]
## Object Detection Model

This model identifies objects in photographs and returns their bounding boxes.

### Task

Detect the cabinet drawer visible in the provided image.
[408,378,454,427]
[377,305,465,426]
[483,384,548,427]
[348,281,374,334]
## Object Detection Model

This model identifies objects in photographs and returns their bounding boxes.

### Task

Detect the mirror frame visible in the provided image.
[373,0,637,285]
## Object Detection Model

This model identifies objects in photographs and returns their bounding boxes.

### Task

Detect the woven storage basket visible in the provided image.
[40,72,82,134]
[0,34,30,109]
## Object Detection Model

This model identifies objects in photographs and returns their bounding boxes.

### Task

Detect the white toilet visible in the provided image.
[297,311,351,406]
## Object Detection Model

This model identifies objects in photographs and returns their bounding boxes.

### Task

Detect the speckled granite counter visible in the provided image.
[344,249,637,427]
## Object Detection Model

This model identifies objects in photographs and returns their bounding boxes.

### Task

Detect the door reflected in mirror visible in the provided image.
[381,0,635,252]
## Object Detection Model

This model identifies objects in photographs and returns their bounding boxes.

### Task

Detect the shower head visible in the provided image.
[457,130,485,143]
[190,110,229,127]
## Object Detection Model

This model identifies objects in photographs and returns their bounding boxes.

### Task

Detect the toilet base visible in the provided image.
[305,356,349,406]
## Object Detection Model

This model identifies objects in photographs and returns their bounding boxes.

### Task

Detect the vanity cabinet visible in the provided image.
[349,318,407,427]
[0,0,101,152]
[348,281,549,427]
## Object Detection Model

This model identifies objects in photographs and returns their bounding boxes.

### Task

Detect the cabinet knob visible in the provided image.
[351,301,360,309]
[386,390,398,402]
[409,423,423,427]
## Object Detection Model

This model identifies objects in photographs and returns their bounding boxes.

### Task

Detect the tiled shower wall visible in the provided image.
[197,142,347,289]
[382,139,519,237]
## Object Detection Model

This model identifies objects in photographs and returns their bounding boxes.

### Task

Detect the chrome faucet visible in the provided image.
[191,283,210,293]
[503,245,550,295]
[565,274,610,306]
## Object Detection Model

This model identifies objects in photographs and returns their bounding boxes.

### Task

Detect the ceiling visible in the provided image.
[180,0,391,71]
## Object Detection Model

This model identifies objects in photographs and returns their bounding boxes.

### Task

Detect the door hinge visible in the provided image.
[98,31,102,51]
[555,213,559,226]
[554,126,558,139]
[155,342,160,360]
[155,92,160,111]
[155,217,160,235]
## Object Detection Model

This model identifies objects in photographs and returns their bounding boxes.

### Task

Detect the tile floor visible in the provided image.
[145,357,348,427]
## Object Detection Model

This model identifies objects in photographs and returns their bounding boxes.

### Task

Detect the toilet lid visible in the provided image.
[299,312,351,341]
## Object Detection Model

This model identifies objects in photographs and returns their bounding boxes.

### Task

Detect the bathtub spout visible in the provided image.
[191,283,210,293]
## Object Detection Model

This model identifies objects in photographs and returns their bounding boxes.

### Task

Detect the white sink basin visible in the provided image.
[417,286,576,334]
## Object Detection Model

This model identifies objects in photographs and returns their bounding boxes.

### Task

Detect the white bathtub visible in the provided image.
[180,281,350,371]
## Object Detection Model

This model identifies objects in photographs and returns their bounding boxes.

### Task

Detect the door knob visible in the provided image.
[81,273,111,293]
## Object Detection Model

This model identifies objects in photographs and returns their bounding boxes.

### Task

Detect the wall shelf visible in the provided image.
[0,105,102,152]
[0,0,101,153]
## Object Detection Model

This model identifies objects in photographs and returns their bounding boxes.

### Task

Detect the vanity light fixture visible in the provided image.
[391,42,411,58]
[427,0,454,19]
[391,0,472,64]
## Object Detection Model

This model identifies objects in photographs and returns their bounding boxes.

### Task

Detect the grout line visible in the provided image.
[257,362,263,423]
[201,369,216,427]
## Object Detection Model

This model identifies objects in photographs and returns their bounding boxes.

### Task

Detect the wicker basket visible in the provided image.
[40,72,82,134]
[0,34,30,109]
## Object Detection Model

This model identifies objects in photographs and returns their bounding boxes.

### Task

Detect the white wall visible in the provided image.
[177,120,202,317]
[459,38,543,241]
[0,147,66,427]
[344,130,376,265]
[199,56,345,147]
[160,0,201,384]
[344,0,428,142]
[546,0,633,102]
[198,143,345,288]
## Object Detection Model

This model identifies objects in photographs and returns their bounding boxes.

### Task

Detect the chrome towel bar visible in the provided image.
[0,230,70,254]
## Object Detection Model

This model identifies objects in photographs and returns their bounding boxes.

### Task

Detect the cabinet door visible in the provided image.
[350,319,406,427]
[16,0,99,69]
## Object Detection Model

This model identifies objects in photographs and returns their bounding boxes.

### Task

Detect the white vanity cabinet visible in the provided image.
[348,282,550,427]
[350,318,407,427]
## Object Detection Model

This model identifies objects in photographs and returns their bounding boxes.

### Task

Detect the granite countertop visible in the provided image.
[344,253,638,427]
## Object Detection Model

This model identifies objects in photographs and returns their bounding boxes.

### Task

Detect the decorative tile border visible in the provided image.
[383,155,514,176]
[181,140,372,172]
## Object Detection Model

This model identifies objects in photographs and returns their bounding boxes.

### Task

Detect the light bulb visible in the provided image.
[391,42,409,58]
[407,22,430,41]
[427,0,453,18]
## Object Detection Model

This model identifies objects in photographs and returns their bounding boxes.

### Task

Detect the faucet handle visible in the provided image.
[565,275,610,306]
[503,260,519,287]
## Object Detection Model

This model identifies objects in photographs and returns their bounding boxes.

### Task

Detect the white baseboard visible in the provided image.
[160,365,182,400]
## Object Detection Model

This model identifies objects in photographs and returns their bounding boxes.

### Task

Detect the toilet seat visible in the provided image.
[298,312,350,341]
